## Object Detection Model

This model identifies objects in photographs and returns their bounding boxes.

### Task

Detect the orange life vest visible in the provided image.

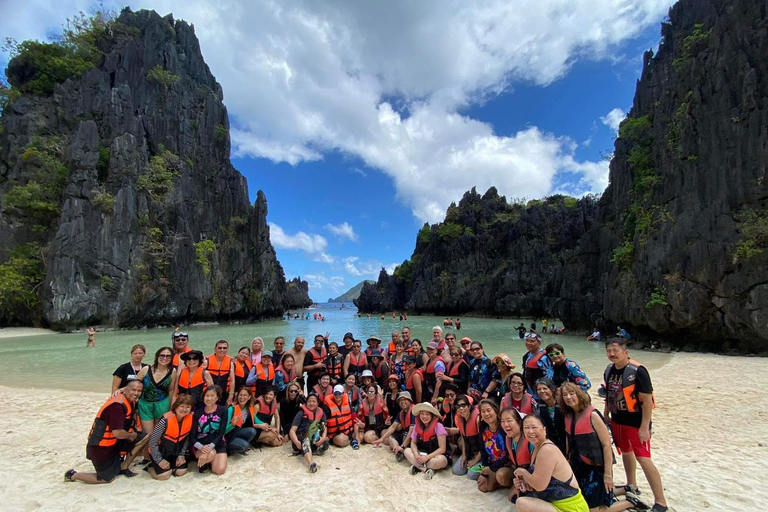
[604,359,657,414]
[405,368,423,400]
[564,405,606,466]
[397,405,414,430]
[206,355,233,392]
[312,384,334,402]
[324,394,353,436]
[234,359,253,391]
[230,404,256,428]
[524,349,547,391]
[359,394,386,419]
[172,346,193,367]
[447,358,468,377]
[161,411,193,445]
[87,395,135,448]
[178,367,206,405]
[255,363,275,382]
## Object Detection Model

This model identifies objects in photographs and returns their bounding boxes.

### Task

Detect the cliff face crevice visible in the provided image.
[0,9,310,329]
[357,0,768,353]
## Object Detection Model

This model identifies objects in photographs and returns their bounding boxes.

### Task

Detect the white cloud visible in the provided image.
[2,0,673,222]
[343,256,385,278]
[313,252,335,264]
[269,223,327,253]
[324,221,358,242]
[350,168,367,178]
[304,272,347,295]
[600,108,627,132]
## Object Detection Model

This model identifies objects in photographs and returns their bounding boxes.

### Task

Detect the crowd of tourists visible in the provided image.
[65,325,667,512]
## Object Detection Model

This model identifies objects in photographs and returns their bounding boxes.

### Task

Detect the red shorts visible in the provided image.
[611,423,651,458]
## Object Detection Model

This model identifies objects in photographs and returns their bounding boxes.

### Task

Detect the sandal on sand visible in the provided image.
[616,484,640,495]
[424,469,435,480]
[625,493,650,510]
[309,462,318,473]
[351,439,360,450]
[64,469,77,482]
[650,505,668,512]
[409,465,420,475]
[395,452,405,462]
[120,468,138,478]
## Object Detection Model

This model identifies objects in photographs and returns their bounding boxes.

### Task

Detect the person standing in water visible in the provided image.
[86,327,96,348]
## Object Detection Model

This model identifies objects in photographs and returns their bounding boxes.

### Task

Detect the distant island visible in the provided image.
[328,280,375,303]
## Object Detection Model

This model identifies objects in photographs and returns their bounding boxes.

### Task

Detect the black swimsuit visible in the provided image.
[528,442,579,502]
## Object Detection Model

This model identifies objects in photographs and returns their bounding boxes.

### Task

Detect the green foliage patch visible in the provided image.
[136,146,180,199]
[417,225,432,246]
[147,65,179,89]
[437,222,464,243]
[194,239,216,275]
[733,207,768,263]
[0,243,44,319]
[645,287,668,309]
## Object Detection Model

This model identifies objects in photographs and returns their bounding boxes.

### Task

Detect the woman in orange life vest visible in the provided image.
[403,402,449,479]
[513,414,590,512]
[439,383,460,439]
[343,373,361,413]
[343,339,368,383]
[134,346,178,438]
[501,372,536,415]
[500,407,534,504]
[312,373,334,402]
[64,380,149,484]
[403,355,424,404]
[452,394,482,478]
[356,383,388,446]
[289,393,329,474]
[246,350,275,398]
[190,386,228,475]
[206,340,236,406]
[560,383,641,512]
[232,347,252,395]
[374,391,415,461]
[274,353,297,398]
[225,387,259,454]
[477,399,514,493]
[438,345,470,394]
[324,384,357,447]
[325,342,344,386]
[147,394,196,480]
[424,341,447,403]
[175,350,214,409]
[389,339,408,382]
[252,387,283,447]
[368,348,390,388]
[384,375,401,425]
[535,378,567,455]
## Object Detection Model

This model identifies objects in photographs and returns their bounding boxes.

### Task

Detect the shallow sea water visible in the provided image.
[0,302,670,392]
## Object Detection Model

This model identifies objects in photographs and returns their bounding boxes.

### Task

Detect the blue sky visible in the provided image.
[1,0,674,300]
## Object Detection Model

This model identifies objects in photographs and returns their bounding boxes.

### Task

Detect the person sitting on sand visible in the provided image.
[342,372,361,412]
[453,393,482,478]
[500,407,533,504]
[135,347,178,437]
[535,378,567,455]
[477,399,513,493]
[325,384,356,448]
[278,381,305,437]
[252,387,282,446]
[560,383,646,512]
[547,343,591,391]
[374,391,415,461]
[357,383,388,446]
[65,379,149,484]
[175,350,214,409]
[403,402,449,479]
[225,387,259,454]
[111,344,148,394]
[289,393,329,473]
[190,386,228,475]
[501,372,535,415]
[513,414,590,511]
[147,394,195,480]
[587,329,601,342]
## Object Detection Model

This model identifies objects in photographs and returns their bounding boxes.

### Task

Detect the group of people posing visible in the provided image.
[65,326,667,512]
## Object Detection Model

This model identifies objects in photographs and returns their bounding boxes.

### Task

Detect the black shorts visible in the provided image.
[392,431,405,445]
[92,452,122,482]
[151,457,189,474]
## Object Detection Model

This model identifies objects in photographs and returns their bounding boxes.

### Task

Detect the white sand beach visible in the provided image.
[1,352,766,512]
[0,327,56,339]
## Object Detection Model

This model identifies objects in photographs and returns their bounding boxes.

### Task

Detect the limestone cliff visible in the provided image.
[357,0,768,353]
[0,9,311,329]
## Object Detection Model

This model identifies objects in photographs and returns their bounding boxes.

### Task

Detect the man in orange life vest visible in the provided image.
[604,337,667,512]
[64,380,149,484]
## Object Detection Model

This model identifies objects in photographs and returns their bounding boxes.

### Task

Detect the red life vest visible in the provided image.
[455,406,480,438]
[501,392,535,415]
[87,395,134,448]
[524,350,547,391]
[371,360,388,381]
[325,355,343,380]
[424,356,445,390]
[324,394,353,436]
[447,358,468,377]
[299,404,326,423]
[344,385,360,407]
[397,405,414,430]
[206,355,233,392]
[255,395,277,424]
[347,352,367,376]
[359,394,386,418]
[405,369,423,401]
[564,405,606,466]
[415,417,441,454]
[275,365,297,384]
[506,435,532,468]
[313,384,334,402]
[309,347,328,365]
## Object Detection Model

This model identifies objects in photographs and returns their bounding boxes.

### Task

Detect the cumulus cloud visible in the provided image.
[303,272,347,295]
[269,223,327,253]
[2,0,672,222]
[343,256,390,278]
[324,221,358,242]
[313,252,335,264]
[600,108,627,132]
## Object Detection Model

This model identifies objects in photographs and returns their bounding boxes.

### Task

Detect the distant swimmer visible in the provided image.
[86,327,96,348]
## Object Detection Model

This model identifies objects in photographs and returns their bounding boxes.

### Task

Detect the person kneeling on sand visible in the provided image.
[374,391,415,461]
[65,379,149,484]
[289,393,329,473]
[403,402,449,479]
[191,386,229,475]
[324,384,356,448]
[147,394,196,480]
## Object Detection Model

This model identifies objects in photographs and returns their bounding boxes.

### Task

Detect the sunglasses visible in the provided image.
[456,403,469,408]
[445,393,456,398]
[548,350,562,356]
[288,390,299,394]
[495,361,506,366]
[366,390,376,394]
[510,382,524,387]
[471,347,481,352]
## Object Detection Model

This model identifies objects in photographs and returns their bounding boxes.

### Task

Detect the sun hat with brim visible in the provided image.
[386,374,401,384]
[261,352,273,359]
[492,353,516,369]
[366,335,382,344]
[412,402,441,417]
[397,391,413,403]
[180,350,204,362]
[361,369,374,378]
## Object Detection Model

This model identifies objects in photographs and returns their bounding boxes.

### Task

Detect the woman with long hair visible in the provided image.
[477,399,513,493]
[135,346,178,437]
[500,407,533,503]
[403,402,449,479]
[535,378,567,454]
[278,381,305,437]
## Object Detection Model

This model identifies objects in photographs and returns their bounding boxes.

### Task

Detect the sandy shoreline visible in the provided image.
[0,327,57,339]
[2,352,766,511]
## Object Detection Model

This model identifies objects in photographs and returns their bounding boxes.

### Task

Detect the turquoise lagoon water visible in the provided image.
[0,302,671,392]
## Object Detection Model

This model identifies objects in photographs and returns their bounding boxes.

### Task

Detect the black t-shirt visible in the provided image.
[86,402,130,462]
[291,409,324,439]
[337,344,353,360]
[112,362,148,388]
[605,364,653,428]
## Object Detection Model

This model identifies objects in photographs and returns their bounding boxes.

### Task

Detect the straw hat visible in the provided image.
[412,402,441,417]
